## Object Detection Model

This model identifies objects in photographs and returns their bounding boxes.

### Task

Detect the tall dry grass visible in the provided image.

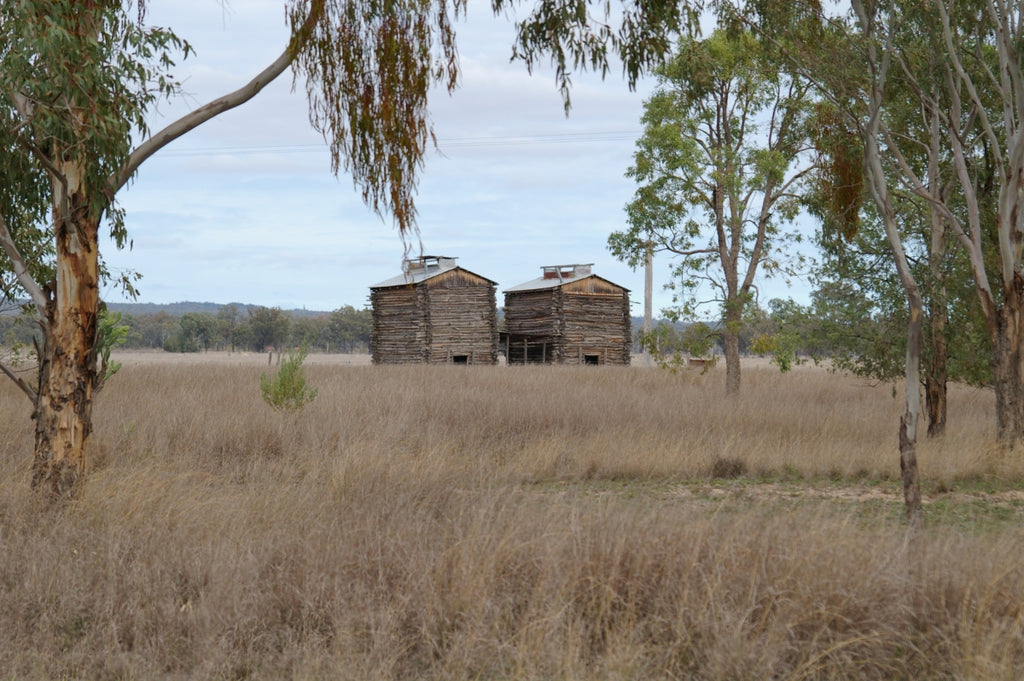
[1,358,1022,680]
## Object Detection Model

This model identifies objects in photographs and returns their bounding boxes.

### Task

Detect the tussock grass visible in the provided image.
[1,358,1022,679]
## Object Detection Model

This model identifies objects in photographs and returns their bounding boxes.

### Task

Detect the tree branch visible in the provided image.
[110,0,326,195]
[0,211,48,324]
[743,181,774,294]
[0,358,36,402]
[666,245,717,257]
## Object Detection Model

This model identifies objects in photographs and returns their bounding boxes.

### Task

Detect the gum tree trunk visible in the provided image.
[723,300,742,396]
[925,322,947,438]
[19,4,326,499]
[31,180,101,497]
[900,301,924,529]
[853,0,923,525]
[991,284,1024,445]
[925,134,949,439]
[924,265,948,438]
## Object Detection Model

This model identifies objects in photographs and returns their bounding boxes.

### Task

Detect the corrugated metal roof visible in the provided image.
[504,275,577,292]
[370,255,497,289]
[504,263,628,293]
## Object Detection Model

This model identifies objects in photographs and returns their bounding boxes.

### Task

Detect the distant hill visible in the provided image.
[105,301,334,318]
[629,316,691,331]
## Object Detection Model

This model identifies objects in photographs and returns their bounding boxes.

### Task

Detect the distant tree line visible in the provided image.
[0,304,372,354]
[636,286,990,395]
[0,296,979,368]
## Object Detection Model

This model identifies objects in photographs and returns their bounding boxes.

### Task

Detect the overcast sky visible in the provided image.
[102,0,814,316]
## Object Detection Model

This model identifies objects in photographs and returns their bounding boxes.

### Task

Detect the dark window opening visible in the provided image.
[525,344,548,364]
[584,354,600,366]
[451,355,469,365]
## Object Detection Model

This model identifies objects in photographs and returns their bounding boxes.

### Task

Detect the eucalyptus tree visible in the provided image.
[0,0,463,497]
[702,0,986,522]
[875,1,1024,446]
[249,306,291,354]
[217,304,242,353]
[810,0,1024,456]
[774,2,948,523]
[177,312,221,353]
[328,304,372,353]
[759,0,1024,522]
[0,0,690,497]
[609,30,815,395]
[810,194,991,437]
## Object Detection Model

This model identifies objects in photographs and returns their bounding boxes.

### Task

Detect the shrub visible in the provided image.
[259,345,318,414]
[711,456,748,479]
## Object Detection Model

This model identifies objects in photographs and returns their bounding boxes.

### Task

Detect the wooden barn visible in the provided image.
[502,264,631,365]
[369,255,499,364]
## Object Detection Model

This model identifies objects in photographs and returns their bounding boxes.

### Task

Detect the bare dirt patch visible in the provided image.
[662,479,1024,517]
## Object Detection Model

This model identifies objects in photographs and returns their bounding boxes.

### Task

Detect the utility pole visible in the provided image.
[644,241,653,335]
[642,241,654,364]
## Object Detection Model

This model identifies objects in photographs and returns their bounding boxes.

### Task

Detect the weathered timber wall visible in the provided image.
[370,268,498,364]
[424,270,498,364]
[504,290,560,336]
[561,290,631,365]
[503,277,631,366]
[370,285,427,364]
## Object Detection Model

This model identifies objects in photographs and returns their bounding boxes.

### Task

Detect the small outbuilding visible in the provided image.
[502,263,631,365]
[369,255,499,364]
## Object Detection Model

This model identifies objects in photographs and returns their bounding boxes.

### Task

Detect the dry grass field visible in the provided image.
[2,353,1024,680]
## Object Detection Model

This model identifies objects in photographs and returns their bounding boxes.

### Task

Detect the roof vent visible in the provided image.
[541,263,593,281]
[404,255,457,274]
